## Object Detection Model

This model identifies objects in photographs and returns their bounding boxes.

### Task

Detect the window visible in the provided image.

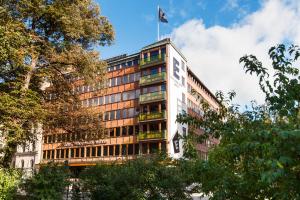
[103,146,108,156]
[122,144,127,156]
[181,60,185,71]
[91,147,96,157]
[116,110,121,120]
[66,149,69,158]
[135,144,139,155]
[116,77,122,85]
[182,76,185,86]
[122,127,127,136]
[109,129,114,137]
[123,75,129,84]
[116,127,120,137]
[110,111,115,120]
[21,160,24,169]
[128,144,133,155]
[115,93,121,102]
[182,93,186,104]
[183,127,187,137]
[81,148,85,157]
[128,126,134,136]
[71,149,74,158]
[97,146,101,157]
[128,108,134,118]
[86,147,90,157]
[115,145,120,156]
[123,109,128,118]
[76,148,80,157]
[109,146,114,156]
[56,149,60,159]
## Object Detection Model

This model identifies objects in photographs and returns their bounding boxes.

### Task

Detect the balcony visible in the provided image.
[139,111,166,122]
[138,130,166,141]
[139,72,167,86]
[139,91,166,104]
[140,54,166,68]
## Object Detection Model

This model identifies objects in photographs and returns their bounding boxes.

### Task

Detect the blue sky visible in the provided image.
[96,0,300,105]
[96,0,260,59]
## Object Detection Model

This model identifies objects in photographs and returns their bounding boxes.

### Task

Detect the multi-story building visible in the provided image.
[41,38,220,168]
[12,126,43,177]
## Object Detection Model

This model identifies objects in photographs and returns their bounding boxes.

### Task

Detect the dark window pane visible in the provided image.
[97,146,101,157]
[86,147,90,157]
[71,149,74,158]
[128,144,133,155]
[122,144,127,156]
[115,145,120,156]
[122,127,127,136]
[109,146,114,156]
[91,147,96,157]
[135,144,139,155]
[116,127,120,137]
[66,149,69,158]
[103,146,108,156]
[76,148,80,157]
[81,148,85,157]
[128,126,133,135]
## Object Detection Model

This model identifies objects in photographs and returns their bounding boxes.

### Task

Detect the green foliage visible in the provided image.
[0,0,114,166]
[177,44,300,199]
[80,156,193,200]
[22,163,70,200]
[0,169,21,200]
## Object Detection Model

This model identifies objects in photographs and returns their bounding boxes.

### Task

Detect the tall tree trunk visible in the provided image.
[22,55,38,91]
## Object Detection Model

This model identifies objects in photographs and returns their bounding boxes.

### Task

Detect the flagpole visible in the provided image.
[157,5,160,41]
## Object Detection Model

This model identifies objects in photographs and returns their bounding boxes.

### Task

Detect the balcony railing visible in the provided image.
[140,54,166,68]
[138,130,166,140]
[139,111,166,122]
[139,91,166,104]
[139,72,167,86]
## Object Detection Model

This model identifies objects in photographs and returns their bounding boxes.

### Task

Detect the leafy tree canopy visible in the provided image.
[177,44,300,200]
[0,0,114,167]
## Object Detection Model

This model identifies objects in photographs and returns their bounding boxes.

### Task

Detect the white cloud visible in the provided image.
[170,0,300,105]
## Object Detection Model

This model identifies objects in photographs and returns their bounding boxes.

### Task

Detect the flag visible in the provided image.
[158,7,168,23]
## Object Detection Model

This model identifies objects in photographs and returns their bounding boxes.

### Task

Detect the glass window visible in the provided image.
[161,65,166,72]
[91,147,96,157]
[76,148,80,157]
[133,59,138,65]
[116,77,122,85]
[128,144,133,155]
[115,145,120,156]
[116,110,121,120]
[115,93,121,102]
[110,129,114,137]
[128,108,134,118]
[71,149,74,158]
[99,96,103,105]
[128,126,133,136]
[151,68,158,75]
[123,109,127,118]
[150,50,159,57]
[110,111,115,120]
[105,95,109,104]
[104,112,109,121]
[134,125,139,135]
[182,76,185,86]
[93,97,98,106]
[161,84,166,91]
[135,144,139,155]
[81,148,85,157]
[123,75,129,84]
[127,61,132,67]
[134,73,140,81]
[181,60,185,71]
[129,73,134,82]
[86,147,90,157]
[111,94,115,103]
[122,91,128,101]
[122,127,127,136]
[122,144,127,156]
[97,146,101,157]
[116,127,120,137]
[109,146,114,156]
[66,149,69,158]
[103,146,108,156]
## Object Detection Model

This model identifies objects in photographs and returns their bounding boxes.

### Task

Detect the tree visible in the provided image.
[177,44,300,199]
[0,168,20,200]
[79,155,194,200]
[22,163,70,200]
[0,0,114,167]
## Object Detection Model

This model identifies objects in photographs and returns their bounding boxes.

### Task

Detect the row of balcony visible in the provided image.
[140,54,166,68]
[139,111,166,122]
[138,130,166,140]
[139,72,166,86]
[139,91,166,104]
